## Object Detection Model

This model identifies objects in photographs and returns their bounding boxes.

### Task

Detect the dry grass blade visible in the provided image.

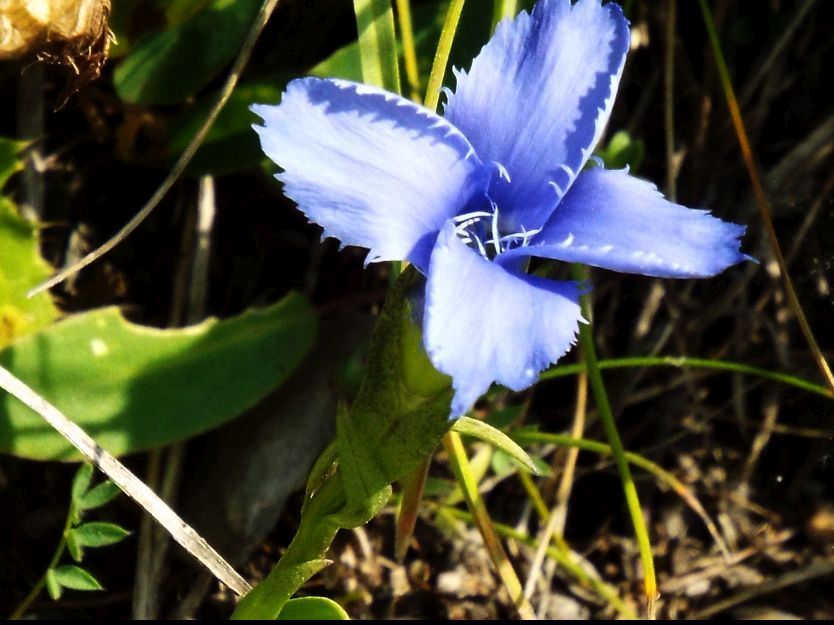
[691,558,834,619]
[698,0,834,393]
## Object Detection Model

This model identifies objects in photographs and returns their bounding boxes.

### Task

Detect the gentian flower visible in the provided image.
[252,0,748,418]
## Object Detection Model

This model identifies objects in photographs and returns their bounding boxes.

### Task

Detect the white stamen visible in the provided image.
[490,203,501,253]
[453,211,491,223]
[472,233,488,258]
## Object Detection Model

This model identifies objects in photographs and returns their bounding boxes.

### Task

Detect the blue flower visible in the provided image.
[252,0,748,418]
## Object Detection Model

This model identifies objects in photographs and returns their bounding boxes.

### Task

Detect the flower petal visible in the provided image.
[253,78,485,271]
[443,0,629,232]
[424,221,582,418]
[511,167,750,278]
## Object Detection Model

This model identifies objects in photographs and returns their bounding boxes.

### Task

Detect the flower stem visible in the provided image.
[230,473,346,619]
[442,431,535,619]
[697,0,834,394]
[572,264,658,617]
[423,0,466,112]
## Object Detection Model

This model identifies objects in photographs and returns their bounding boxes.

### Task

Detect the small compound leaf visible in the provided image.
[71,463,94,504]
[77,481,122,510]
[70,522,131,548]
[52,565,103,592]
[452,417,539,475]
[277,596,350,621]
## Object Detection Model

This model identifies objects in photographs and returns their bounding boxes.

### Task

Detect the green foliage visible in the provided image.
[0,139,59,349]
[41,465,128,603]
[277,596,350,620]
[0,294,317,459]
[167,80,285,175]
[353,0,401,94]
[113,0,261,105]
[233,269,454,619]
[452,416,539,474]
[596,130,645,171]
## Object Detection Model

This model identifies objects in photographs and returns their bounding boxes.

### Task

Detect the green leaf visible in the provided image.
[353,0,401,93]
[277,596,350,620]
[66,530,84,562]
[51,565,103,592]
[333,268,452,527]
[71,463,94,503]
[77,481,122,511]
[0,137,26,189]
[166,80,285,175]
[69,522,131,548]
[596,130,645,172]
[0,293,317,460]
[113,0,261,106]
[45,568,63,600]
[452,417,539,474]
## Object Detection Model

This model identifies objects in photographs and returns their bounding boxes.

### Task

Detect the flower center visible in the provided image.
[453,202,540,261]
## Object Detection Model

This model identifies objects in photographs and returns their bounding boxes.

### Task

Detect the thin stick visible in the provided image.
[28,0,281,298]
[698,0,834,393]
[0,365,251,597]
[523,370,587,600]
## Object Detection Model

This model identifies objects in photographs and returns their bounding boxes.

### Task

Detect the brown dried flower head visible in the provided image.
[0,0,112,104]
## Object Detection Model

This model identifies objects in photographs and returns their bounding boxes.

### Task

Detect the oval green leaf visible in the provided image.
[51,565,103,592]
[77,481,122,511]
[452,416,539,475]
[0,293,317,460]
[277,596,350,621]
[70,522,131,548]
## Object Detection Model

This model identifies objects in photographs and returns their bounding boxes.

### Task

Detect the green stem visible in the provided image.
[394,0,421,101]
[9,504,74,619]
[539,356,832,399]
[230,473,346,620]
[443,432,535,619]
[572,265,657,616]
[423,0,466,111]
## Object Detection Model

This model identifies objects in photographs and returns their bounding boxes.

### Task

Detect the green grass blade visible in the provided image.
[423,0,466,111]
[539,356,833,400]
[354,0,402,93]
[572,264,657,617]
